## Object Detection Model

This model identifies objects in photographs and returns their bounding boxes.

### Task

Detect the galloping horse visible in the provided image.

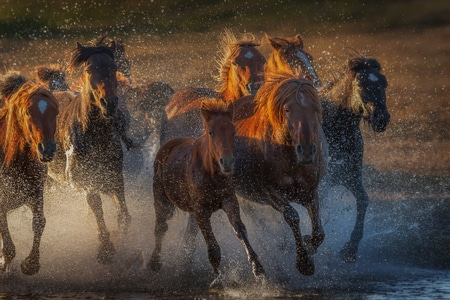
[47,40,131,264]
[149,99,264,282]
[0,73,59,274]
[320,55,390,262]
[160,29,266,144]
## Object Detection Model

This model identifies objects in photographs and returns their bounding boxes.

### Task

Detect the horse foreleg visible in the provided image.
[112,185,131,237]
[0,213,15,272]
[86,192,115,264]
[267,187,314,276]
[222,196,265,278]
[341,181,369,262]
[303,190,325,254]
[21,200,46,275]
[196,212,220,275]
[181,213,199,258]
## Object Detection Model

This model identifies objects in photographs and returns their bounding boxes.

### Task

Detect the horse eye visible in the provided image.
[208,131,213,136]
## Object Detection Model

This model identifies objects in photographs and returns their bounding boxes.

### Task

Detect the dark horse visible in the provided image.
[231,72,327,276]
[47,40,131,264]
[319,55,390,262]
[160,29,266,144]
[149,99,264,282]
[0,73,59,274]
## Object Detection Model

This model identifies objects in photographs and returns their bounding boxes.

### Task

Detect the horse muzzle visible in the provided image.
[371,110,391,132]
[220,156,235,173]
[100,96,119,118]
[38,141,57,162]
[296,143,317,165]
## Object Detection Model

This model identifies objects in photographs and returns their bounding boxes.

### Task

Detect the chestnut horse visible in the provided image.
[149,99,264,282]
[232,72,327,276]
[47,40,131,264]
[319,55,390,262]
[160,29,266,145]
[0,73,59,275]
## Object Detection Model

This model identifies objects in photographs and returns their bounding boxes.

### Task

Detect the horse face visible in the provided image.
[85,53,119,118]
[231,46,265,95]
[284,93,321,165]
[28,93,59,162]
[203,111,236,173]
[353,68,390,132]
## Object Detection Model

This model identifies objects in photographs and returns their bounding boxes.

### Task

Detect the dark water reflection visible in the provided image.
[0,142,448,299]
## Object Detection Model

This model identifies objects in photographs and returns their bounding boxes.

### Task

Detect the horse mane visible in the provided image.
[321,52,382,107]
[240,71,319,144]
[0,79,58,167]
[214,28,261,93]
[200,97,233,120]
[0,71,27,99]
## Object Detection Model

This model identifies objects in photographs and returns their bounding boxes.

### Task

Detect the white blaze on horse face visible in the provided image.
[244,51,254,59]
[369,73,379,82]
[38,99,48,114]
[296,51,318,80]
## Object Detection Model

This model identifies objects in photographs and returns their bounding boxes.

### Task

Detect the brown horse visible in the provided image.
[0,73,59,275]
[232,72,327,276]
[149,99,265,282]
[159,29,266,144]
[47,40,131,264]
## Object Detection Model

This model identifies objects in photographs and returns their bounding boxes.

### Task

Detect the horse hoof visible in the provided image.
[97,241,116,264]
[252,261,265,277]
[147,256,161,271]
[340,243,357,263]
[296,253,315,276]
[21,257,40,275]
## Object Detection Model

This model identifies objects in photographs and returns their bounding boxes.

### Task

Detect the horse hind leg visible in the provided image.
[20,200,46,275]
[180,213,199,260]
[87,192,116,264]
[222,196,265,278]
[147,189,175,271]
[0,213,15,273]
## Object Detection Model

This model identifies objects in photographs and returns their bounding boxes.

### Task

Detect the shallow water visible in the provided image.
[0,141,448,299]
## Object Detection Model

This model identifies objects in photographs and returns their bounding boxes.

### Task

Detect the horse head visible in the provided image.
[216,29,266,100]
[69,40,119,118]
[0,77,59,165]
[262,73,322,165]
[266,34,322,89]
[348,57,390,132]
[28,89,59,162]
[200,99,235,173]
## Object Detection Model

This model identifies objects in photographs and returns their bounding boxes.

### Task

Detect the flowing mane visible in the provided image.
[214,28,261,94]
[321,54,382,108]
[238,71,320,144]
[0,80,58,167]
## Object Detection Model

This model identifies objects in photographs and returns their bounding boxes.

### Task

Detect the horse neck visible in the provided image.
[193,134,221,176]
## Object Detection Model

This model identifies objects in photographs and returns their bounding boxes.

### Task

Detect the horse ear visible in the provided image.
[109,40,117,55]
[267,35,283,50]
[76,42,84,49]
[294,34,304,49]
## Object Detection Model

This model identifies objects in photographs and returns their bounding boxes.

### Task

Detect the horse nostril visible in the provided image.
[100,98,107,109]
[312,144,317,155]
[220,158,224,166]
[296,145,303,155]
[38,142,44,153]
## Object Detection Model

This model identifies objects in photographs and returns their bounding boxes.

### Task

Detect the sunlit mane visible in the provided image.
[238,71,319,143]
[214,28,260,92]
[0,80,58,167]
[200,98,232,116]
